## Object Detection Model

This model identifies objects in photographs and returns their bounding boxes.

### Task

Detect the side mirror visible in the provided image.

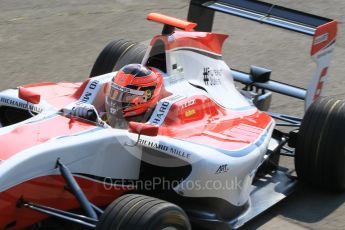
[128,121,159,137]
[18,87,41,104]
[250,66,271,83]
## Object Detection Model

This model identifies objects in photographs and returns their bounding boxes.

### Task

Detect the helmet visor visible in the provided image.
[109,83,144,102]
[105,82,156,127]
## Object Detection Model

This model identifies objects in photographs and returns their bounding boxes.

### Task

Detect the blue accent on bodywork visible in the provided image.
[214,126,270,157]
[172,122,274,158]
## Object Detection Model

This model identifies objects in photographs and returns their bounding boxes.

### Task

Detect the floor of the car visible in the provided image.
[232,169,297,229]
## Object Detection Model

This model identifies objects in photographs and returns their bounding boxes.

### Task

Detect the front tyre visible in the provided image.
[96,194,191,230]
[295,97,345,192]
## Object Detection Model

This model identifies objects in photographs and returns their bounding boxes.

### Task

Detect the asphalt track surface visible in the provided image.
[0,0,345,229]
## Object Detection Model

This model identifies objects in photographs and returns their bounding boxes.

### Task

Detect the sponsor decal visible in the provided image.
[77,75,117,107]
[171,63,183,73]
[203,67,210,85]
[138,138,191,159]
[138,138,169,151]
[144,90,152,99]
[150,101,170,125]
[149,95,185,125]
[215,164,229,174]
[0,96,43,113]
[203,67,222,86]
[182,99,196,108]
[75,75,113,107]
[79,79,100,104]
[185,109,196,117]
[314,33,329,45]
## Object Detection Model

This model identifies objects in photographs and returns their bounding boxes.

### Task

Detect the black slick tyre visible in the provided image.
[295,97,345,192]
[90,38,136,77]
[96,194,191,230]
[113,43,147,71]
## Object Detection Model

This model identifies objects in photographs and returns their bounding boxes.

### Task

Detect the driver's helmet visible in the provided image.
[105,64,163,127]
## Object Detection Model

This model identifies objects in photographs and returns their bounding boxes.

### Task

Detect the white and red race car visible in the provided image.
[0,0,343,229]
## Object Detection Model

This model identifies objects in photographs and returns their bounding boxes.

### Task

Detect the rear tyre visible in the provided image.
[114,43,147,70]
[89,38,136,77]
[295,97,345,192]
[96,194,191,230]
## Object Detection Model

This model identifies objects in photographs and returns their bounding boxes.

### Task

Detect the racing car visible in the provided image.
[0,0,343,229]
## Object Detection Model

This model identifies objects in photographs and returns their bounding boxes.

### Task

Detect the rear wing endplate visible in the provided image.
[188,0,337,109]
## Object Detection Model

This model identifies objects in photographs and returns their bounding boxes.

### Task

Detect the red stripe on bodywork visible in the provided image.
[157,96,273,152]
[150,31,228,55]
[0,116,95,160]
[0,175,129,229]
[21,82,82,108]
[311,20,337,56]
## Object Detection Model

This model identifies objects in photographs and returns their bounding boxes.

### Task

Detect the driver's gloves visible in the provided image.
[71,103,98,122]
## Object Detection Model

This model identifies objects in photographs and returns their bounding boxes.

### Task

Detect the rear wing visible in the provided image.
[187,0,337,109]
